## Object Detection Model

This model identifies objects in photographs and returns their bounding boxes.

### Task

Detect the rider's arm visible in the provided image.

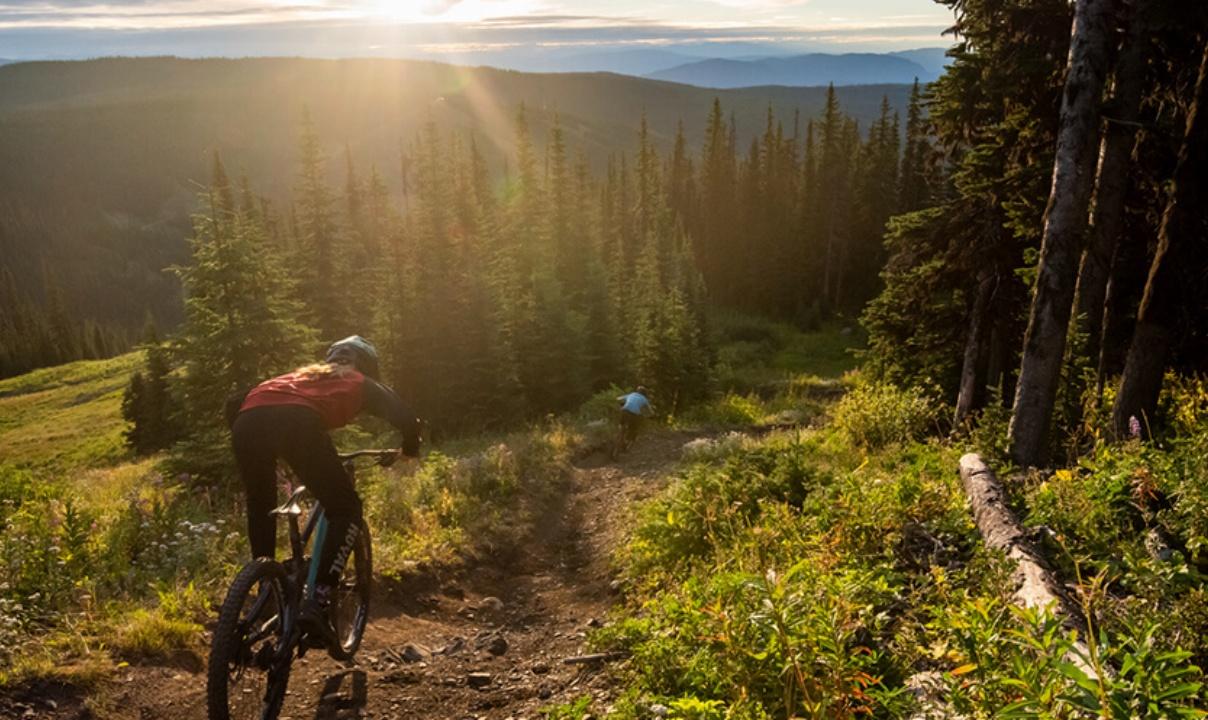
[361,378,422,456]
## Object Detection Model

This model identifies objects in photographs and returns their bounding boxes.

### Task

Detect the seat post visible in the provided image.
[287,514,304,569]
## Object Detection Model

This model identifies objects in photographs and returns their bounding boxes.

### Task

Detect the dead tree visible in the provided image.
[954,271,995,425]
[1074,0,1152,378]
[1009,0,1118,467]
[1111,45,1208,437]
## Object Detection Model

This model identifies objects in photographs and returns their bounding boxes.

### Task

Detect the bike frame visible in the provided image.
[267,450,392,662]
[283,450,376,604]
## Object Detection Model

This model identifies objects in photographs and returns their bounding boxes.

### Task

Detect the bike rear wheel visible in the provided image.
[207,558,294,720]
[332,528,372,656]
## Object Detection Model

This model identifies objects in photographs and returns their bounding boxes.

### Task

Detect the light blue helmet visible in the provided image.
[325,335,380,380]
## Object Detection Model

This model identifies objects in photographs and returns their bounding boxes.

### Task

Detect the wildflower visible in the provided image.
[1129,415,1142,439]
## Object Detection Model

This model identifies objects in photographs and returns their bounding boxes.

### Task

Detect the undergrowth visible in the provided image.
[0,414,585,687]
[595,372,1208,718]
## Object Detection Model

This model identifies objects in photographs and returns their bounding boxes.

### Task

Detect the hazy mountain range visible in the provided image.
[647,50,948,88]
[0,46,951,88]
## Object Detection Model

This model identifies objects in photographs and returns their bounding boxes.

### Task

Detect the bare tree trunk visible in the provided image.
[1073,0,1150,370]
[1111,46,1208,438]
[1096,218,1150,392]
[986,324,1006,401]
[1008,0,1117,468]
[955,272,995,425]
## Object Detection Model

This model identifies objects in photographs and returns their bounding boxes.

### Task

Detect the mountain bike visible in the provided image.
[206,449,398,720]
[610,410,642,459]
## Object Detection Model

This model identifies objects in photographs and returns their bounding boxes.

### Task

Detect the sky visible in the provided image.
[0,0,956,62]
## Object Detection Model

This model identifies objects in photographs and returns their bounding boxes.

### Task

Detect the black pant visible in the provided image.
[231,405,362,588]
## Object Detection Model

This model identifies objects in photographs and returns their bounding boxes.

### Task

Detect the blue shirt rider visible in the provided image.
[619,387,652,416]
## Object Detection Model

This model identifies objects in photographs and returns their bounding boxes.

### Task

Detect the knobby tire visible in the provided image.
[207,558,293,720]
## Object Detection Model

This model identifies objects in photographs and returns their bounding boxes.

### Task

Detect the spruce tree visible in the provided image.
[294,108,351,340]
[172,153,315,477]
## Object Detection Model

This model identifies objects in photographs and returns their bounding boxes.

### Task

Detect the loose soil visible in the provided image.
[6,430,695,720]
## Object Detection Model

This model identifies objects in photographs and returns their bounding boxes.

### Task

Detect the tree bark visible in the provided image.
[1073,0,1150,370]
[1008,0,1117,468]
[955,272,995,425]
[1096,215,1150,392]
[1111,45,1208,438]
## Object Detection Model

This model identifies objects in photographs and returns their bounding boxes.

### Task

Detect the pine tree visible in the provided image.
[899,79,931,214]
[294,108,351,340]
[121,318,180,454]
[172,153,315,477]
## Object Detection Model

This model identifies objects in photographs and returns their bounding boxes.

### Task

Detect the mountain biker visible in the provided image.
[229,335,421,636]
[616,385,653,450]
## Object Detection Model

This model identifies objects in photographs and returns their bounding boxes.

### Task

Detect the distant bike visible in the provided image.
[206,449,397,720]
[610,411,642,459]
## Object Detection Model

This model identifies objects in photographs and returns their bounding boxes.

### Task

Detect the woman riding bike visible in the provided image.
[615,385,653,454]
[229,335,421,641]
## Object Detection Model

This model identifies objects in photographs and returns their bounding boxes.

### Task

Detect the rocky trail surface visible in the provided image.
[11,431,693,720]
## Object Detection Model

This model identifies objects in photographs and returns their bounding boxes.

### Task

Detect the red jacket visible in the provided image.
[240,370,366,429]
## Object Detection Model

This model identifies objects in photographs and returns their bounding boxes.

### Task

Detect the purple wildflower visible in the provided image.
[1129,415,1142,439]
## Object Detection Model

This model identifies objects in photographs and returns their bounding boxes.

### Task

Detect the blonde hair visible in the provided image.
[294,362,355,380]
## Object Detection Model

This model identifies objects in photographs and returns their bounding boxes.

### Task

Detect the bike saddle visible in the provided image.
[269,486,308,516]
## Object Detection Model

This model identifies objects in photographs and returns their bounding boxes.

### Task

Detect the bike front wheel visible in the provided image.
[332,528,372,657]
[207,558,294,720]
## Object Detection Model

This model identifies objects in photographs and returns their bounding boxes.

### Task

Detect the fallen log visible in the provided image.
[959,454,1077,613]
[959,453,1098,676]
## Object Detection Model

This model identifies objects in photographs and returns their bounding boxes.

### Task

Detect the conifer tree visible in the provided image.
[294,108,351,340]
[172,153,314,476]
[899,79,931,214]
[122,318,179,454]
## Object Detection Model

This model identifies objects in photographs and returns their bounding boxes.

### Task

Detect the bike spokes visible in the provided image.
[229,582,284,718]
[208,561,293,720]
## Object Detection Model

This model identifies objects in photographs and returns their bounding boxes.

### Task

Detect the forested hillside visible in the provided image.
[114,74,914,470]
[0,56,912,378]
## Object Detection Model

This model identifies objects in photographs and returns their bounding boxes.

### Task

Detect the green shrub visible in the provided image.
[934,599,1205,717]
[832,380,940,450]
[542,694,594,720]
[110,583,209,659]
[679,393,764,428]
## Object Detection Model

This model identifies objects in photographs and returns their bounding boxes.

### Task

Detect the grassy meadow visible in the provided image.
[0,352,142,472]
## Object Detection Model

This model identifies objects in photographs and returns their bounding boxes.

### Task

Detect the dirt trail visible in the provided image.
[73,431,690,720]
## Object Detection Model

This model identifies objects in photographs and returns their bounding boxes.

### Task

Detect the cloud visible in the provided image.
[0,1,950,57]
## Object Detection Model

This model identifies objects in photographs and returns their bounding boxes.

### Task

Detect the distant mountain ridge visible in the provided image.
[888,48,950,77]
[648,51,944,88]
